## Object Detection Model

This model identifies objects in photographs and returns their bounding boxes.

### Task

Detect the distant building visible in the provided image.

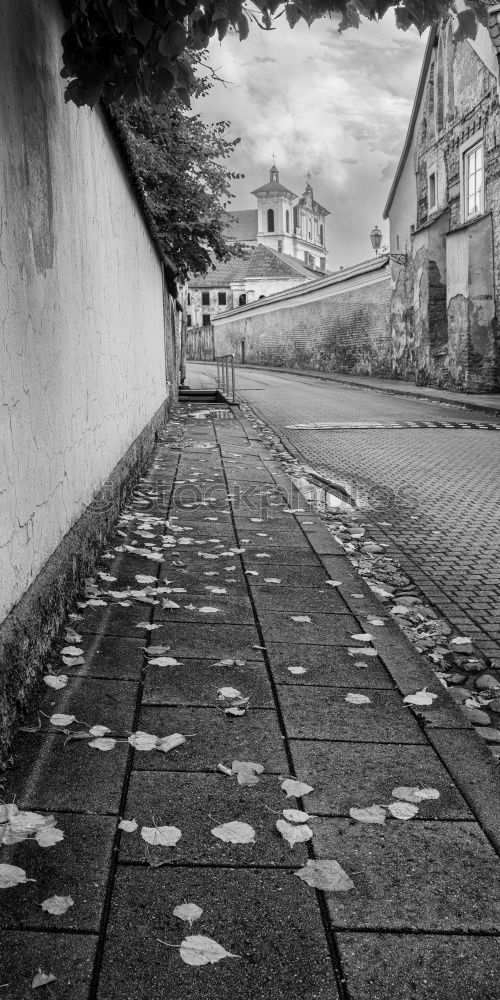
[384,5,500,392]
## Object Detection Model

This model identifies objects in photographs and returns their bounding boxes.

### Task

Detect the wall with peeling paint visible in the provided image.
[0,0,169,624]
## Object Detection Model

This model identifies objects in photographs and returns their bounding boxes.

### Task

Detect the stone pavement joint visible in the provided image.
[1,402,500,999]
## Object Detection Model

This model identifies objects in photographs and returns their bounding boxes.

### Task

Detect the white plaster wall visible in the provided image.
[0,0,167,622]
[243,276,310,301]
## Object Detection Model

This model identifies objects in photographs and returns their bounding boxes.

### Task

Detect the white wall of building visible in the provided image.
[0,0,168,623]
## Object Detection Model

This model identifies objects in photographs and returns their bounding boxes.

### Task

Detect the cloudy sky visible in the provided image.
[195,15,427,269]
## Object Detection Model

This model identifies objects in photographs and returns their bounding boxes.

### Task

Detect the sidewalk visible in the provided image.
[188,360,500,415]
[1,403,500,999]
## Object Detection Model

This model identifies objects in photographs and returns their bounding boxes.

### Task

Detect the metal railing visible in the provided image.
[216,354,236,403]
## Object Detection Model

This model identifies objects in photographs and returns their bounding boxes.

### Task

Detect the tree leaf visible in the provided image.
[288,666,307,675]
[218,687,243,699]
[391,786,439,803]
[283,808,310,823]
[118,818,138,832]
[41,895,74,915]
[44,674,68,690]
[387,801,419,820]
[60,646,83,657]
[281,778,314,798]
[291,616,311,623]
[294,859,354,892]
[128,731,158,750]
[89,737,117,751]
[276,818,313,847]
[156,733,186,753]
[350,633,373,641]
[31,969,56,989]
[173,902,203,926]
[403,688,438,706]
[148,656,181,666]
[89,725,111,737]
[349,804,386,824]
[49,714,76,727]
[179,934,239,966]
[211,821,256,844]
[0,863,32,888]
[141,825,182,846]
[345,693,371,705]
[231,760,264,786]
[35,827,64,847]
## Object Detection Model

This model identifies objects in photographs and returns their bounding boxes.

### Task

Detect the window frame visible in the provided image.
[218,291,227,306]
[202,313,211,326]
[201,291,210,306]
[267,208,275,233]
[427,167,437,214]
[463,140,484,221]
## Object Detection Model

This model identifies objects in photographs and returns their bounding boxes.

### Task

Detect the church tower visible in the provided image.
[251,165,297,258]
[292,174,329,272]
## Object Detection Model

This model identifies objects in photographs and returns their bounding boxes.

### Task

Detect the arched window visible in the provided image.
[239,293,246,306]
[286,210,290,233]
[267,209,275,232]
[319,224,324,245]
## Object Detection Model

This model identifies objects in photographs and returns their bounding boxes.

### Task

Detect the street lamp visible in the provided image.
[370,224,407,265]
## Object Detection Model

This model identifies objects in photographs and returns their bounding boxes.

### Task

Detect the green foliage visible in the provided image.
[115,91,245,280]
[60,0,487,109]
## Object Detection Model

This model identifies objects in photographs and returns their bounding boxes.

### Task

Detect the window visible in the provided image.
[277,239,283,253]
[239,293,246,306]
[201,291,210,306]
[319,224,324,246]
[187,293,191,305]
[396,235,400,251]
[286,210,290,233]
[202,314,211,326]
[187,314,192,327]
[218,291,227,305]
[428,170,437,212]
[464,144,483,219]
[293,206,299,231]
[267,209,274,232]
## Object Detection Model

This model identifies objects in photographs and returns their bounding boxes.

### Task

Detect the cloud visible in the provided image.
[196,17,427,267]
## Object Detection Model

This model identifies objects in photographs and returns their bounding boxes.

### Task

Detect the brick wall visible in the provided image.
[212,267,392,377]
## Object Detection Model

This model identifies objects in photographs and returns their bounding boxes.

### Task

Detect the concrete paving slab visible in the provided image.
[337,932,500,1000]
[0,814,115,931]
[145,622,263,659]
[97,866,340,1000]
[77,604,159,639]
[162,564,250,590]
[428,728,500,854]
[134,707,288,772]
[258,611,362,645]
[279,687,426,743]
[289,741,473,818]
[312,818,500,931]
[239,532,313,550]
[143,658,273,707]
[251,584,353,614]
[64,634,145,680]
[121,772,307,866]
[0,931,97,999]
[267,644,395,688]
[243,548,322,567]
[29,677,137,734]
[153,598,255,626]
[5,734,128,814]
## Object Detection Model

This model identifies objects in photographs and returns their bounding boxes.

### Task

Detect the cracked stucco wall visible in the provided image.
[0,0,167,625]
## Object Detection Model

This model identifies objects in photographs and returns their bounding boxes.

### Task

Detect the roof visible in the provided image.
[251,179,297,197]
[383,26,437,220]
[298,186,330,217]
[225,209,259,242]
[189,244,317,288]
[212,254,391,319]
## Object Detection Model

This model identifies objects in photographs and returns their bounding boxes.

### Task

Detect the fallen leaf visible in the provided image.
[60,646,83,657]
[0,863,33,888]
[31,969,56,989]
[41,895,74,915]
[128,731,158,751]
[162,599,180,609]
[43,675,68,690]
[136,622,163,631]
[225,706,247,716]
[291,616,311,624]
[157,733,186,754]
[148,656,181,667]
[232,761,264,786]
[347,647,378,657]
[294,859,354,892]
[403,688,438,707]
[350,633,373,642]
[49,714,76,727]
[144,646,169,656]
[118,818,138,832]
[276,819,313,847]
[89,725,111,737]
[345,693,371,705]
[178,934,239,966]
[65,629,82,643]
[89,737,116,751]
[141,825,182,847]
[135,574,157,584]
[326,581,342,587]
[281,778,314,798]
[218,687,243,700]
[62,655,85,667]
[349,804,386,825]
[173,903,203,927]
[367,617,386,626]
[264,578,281,584]
[35,827,64,848]
[283,808,310,823]
[387,802,419,820]
[211,821,256,844]
[288,666,307,675]
[392,786,440,803]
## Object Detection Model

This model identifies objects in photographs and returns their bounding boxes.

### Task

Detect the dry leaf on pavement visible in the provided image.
[276,819,313,848]
[288,666,307,675]
[128,731,158,751]
[291,616,311,624]
[283,808,310,823]
[345,693,371,705]
[294,859,354,892]
[178,935,240,966]
[211,821,256,844]
[392,786,440,803]
[141,825,182,847]
[89,737,116,751]
[173,903,203,927]
[232,761,264,786]
[157,733,186,754]
[387,802,419,820]
[403,688,438,707]
[41,895,74,915]
[281,778,314,798]
[31,969,56,989]
[44,675,68,690]
[49,714,76,727]
[118,819,138,833]
[0,863,33,888]
[350,634,373,642]
[89,725,111,737]
[349,805,386,825]
[35,827,64,847]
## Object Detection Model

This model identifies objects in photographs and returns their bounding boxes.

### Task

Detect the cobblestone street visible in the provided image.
[190,364,500,663]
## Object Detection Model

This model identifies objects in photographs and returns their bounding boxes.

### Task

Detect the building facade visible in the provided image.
[384,7,500,392]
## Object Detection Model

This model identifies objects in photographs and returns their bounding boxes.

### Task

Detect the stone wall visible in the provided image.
[212,264,392,375]
[0,0,176,755]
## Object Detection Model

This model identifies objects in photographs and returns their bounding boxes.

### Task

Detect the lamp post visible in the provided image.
[370,225,407,265]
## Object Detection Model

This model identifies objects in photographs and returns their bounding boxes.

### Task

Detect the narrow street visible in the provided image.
[190,363,500,664]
